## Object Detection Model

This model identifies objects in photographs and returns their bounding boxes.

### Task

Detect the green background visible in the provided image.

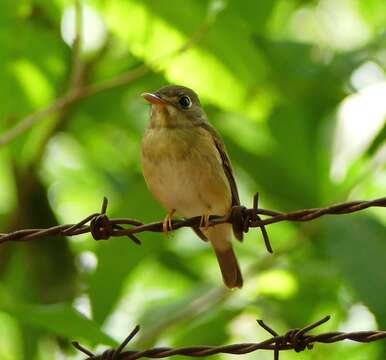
[0,0,385,359]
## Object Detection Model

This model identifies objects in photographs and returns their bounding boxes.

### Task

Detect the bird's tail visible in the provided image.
[204,223,243,289]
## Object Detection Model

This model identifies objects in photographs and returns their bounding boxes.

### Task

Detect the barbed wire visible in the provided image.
[0,194,384,254]
[72,315,386,360]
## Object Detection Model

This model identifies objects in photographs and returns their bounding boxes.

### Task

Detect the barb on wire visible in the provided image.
[72,316,386,360]
[0,195,385,253]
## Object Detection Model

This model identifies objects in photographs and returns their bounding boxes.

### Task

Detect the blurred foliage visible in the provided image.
[0,0,385,359]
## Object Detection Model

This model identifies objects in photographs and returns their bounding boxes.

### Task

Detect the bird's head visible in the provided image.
[142,85,206,128]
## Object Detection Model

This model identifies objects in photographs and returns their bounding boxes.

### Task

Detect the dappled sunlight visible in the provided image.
[351,61,386,91]
[0,312,21,360]
[42,133,110,223]
[102,258,194,342]
[61,3,107,53]
[103,1,185,58]
[73,294,92,319]
[0,154,17,215]
[290,0,371,50]
[228,313,265,343]
[245,269,298,300]
[339,303,377,332]
[76,251,98,273]
[331,81,386,182]
[100,0,265,118]
[167,50,246,111]
[11,59,54,107]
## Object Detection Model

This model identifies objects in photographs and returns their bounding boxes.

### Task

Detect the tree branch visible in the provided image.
[0,12,213,146]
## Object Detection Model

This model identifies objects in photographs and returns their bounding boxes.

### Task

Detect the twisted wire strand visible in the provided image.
[1,195,385,254]
[1,196,385,359]
[71,316,386,360]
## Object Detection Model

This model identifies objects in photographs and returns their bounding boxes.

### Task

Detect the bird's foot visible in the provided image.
[200,212,211,230]
[163,209,176,236]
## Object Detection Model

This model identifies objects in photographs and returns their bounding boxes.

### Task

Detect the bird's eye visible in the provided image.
[178,95,192,109]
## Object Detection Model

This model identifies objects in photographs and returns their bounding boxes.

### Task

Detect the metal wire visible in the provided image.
[1,195,385,254]
[72,316,386,360]
[1,195,385,358]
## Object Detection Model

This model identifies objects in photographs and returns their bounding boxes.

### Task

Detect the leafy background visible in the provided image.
[0,0,385,359]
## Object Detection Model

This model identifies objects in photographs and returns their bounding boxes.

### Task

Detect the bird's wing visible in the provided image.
[199,123,243,241]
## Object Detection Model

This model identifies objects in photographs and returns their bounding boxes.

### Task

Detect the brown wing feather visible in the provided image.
[199,123,243,241]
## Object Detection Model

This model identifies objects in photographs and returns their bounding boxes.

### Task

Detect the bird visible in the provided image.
[141,85,243,289]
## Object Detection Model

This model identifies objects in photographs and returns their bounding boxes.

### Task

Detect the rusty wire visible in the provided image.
[0,195,385,253]
[72,315,386,360]
[1,196,385,358]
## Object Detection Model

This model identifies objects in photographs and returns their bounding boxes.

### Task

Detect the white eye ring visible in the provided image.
[178,95,192,109]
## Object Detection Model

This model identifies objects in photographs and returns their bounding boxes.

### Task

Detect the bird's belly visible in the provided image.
[146,157,207,216]
[141,129,231,217]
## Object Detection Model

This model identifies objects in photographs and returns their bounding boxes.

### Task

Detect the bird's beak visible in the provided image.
[141,92,167,105]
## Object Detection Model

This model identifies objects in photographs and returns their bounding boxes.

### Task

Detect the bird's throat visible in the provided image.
[150,104,181,128]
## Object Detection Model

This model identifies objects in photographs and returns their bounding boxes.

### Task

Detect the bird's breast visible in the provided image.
[141,127,231,217]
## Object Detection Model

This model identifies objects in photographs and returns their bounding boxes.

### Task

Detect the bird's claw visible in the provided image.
[200,212,210,230]
[163,209,176,236]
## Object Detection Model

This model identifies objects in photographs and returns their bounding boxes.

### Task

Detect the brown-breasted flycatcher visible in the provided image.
[141,85,243,289]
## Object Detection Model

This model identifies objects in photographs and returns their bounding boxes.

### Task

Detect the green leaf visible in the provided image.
[88,177,162,325]
[358,0,386,32]
[136,285,218,347]
[322,215,386,326]
[20,325,40,360]
[173,308,240,346]
[226,0,277,34]
[98,0,266,115]
[220,106,325,209]
[88,240,144,325]
[156,249,201,282]
[1,301,116,347]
